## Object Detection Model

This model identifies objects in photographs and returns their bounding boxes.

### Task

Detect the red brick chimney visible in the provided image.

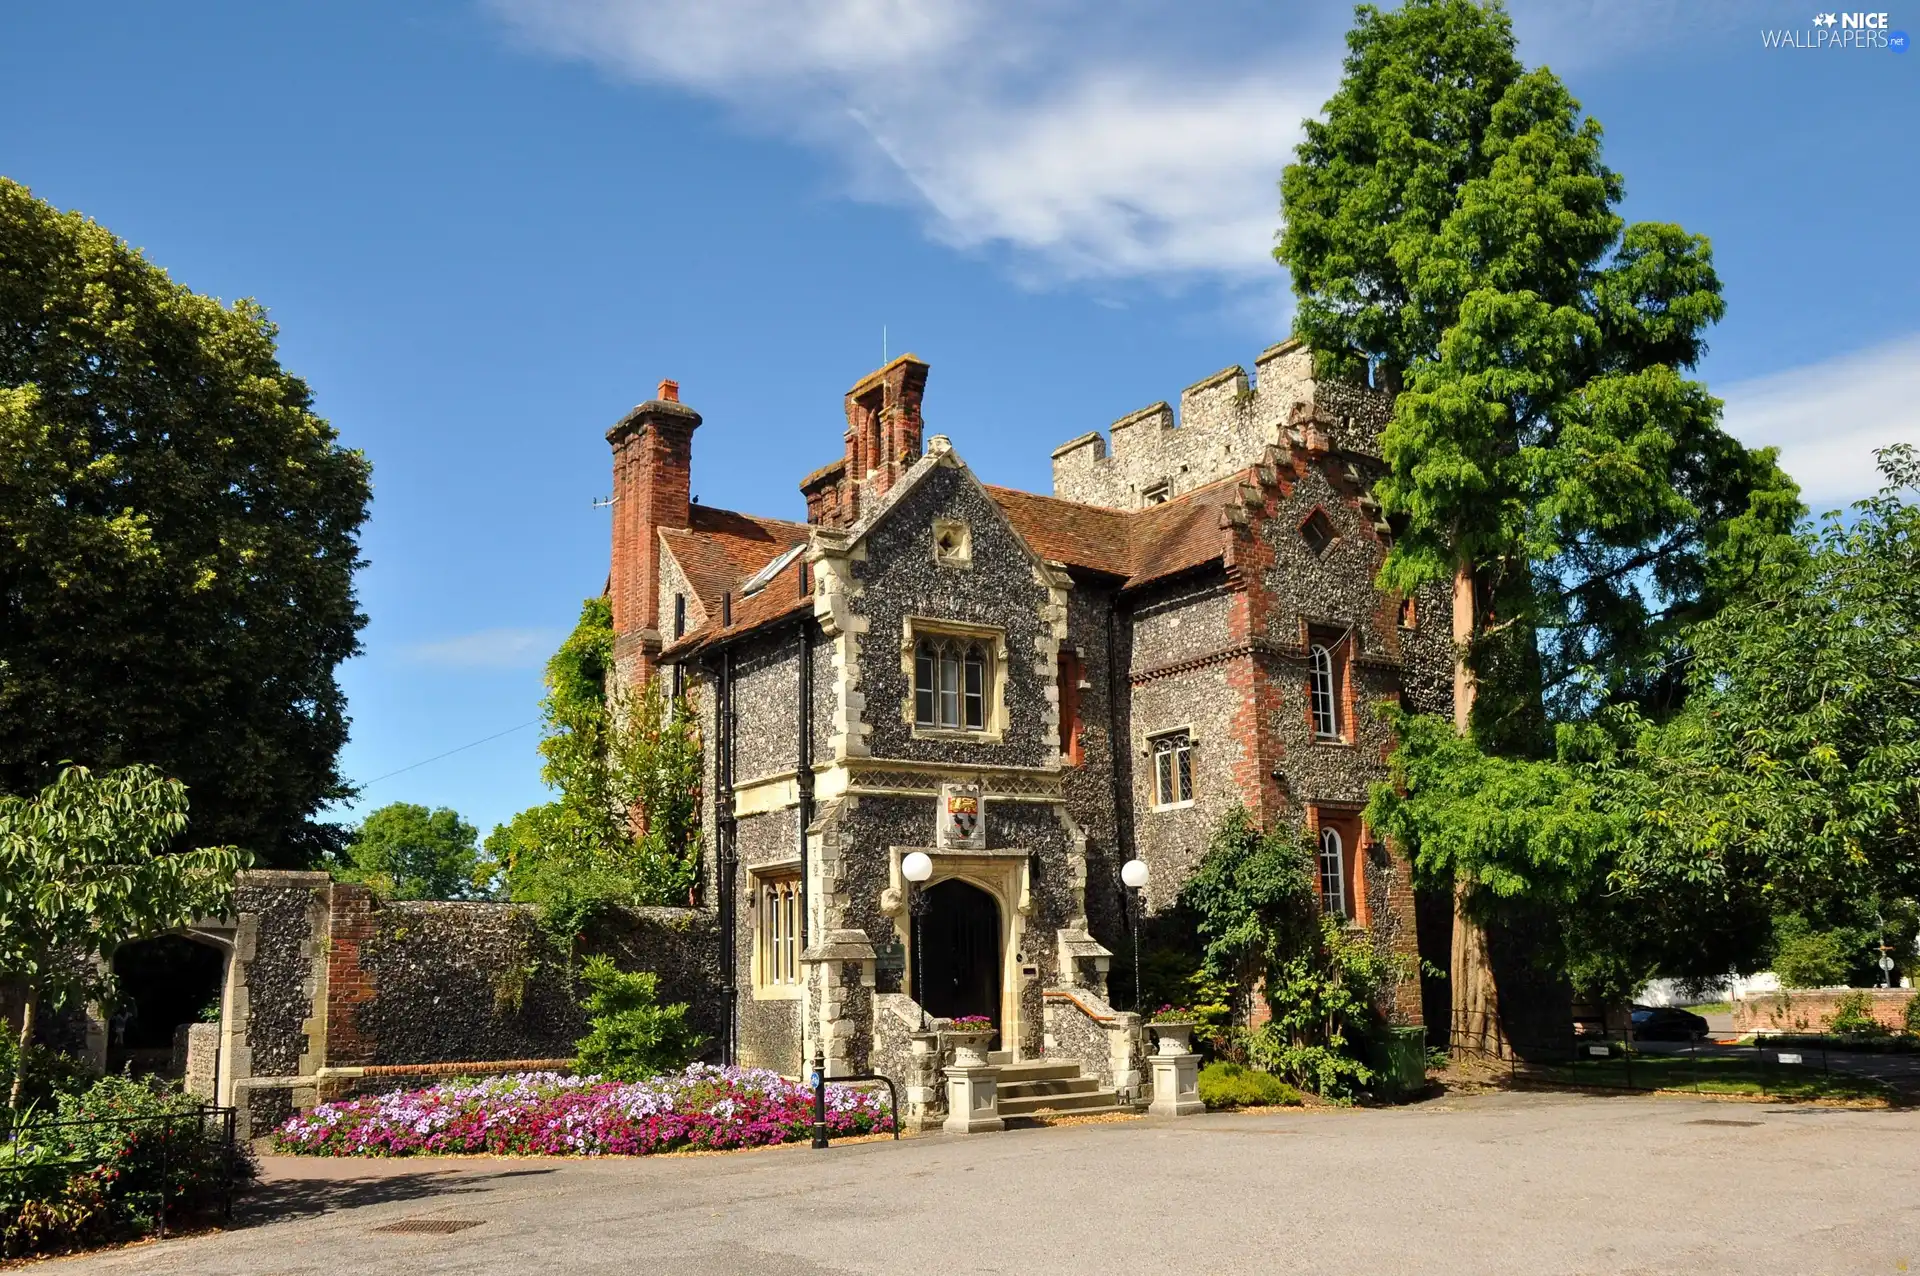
[607,379,701,685]
[837,354,928,520]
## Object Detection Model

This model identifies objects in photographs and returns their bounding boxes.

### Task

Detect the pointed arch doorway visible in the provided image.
[914,878,1003,1038]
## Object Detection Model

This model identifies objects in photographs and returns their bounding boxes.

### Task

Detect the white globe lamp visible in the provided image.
[1120,858,1149,1014]
[902,851,934,884]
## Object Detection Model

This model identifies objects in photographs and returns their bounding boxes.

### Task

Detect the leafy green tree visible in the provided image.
[493,599,703,917]
[0,765,244,1106]
[332,802,488,901]
[1769,920,1860,990]
[571,955,702,1081]
[0,180,371,867]
[1279,1,1797,1050]
[1668,445,1920,922]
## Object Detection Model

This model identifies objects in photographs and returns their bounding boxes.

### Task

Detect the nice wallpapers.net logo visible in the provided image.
[1762,11,1910,49]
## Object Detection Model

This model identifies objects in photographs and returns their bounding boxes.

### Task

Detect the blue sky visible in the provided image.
[3,0,1914,842]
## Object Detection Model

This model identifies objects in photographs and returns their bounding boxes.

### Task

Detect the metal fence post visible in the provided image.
[157,1114,171,1240]
[810,1048,829,1149]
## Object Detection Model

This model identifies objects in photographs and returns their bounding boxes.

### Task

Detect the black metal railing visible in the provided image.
[0,1102,241,1244]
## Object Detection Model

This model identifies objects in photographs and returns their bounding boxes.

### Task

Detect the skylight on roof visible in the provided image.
[741,543,806,596]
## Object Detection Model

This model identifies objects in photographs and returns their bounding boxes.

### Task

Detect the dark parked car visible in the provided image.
[1630,1005,1710,1041]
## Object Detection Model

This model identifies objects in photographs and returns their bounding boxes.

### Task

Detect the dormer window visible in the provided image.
[1142,481,1171,506]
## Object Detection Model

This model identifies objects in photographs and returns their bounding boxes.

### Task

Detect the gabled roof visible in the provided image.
[656,459,1248,663]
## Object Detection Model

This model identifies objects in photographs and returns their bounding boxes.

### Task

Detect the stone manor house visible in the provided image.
[609,338,1456,1112]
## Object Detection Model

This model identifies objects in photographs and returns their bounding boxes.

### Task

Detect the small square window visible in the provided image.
[932,519,972,568]
[1300,509,1336,557]
[1149,730,1193,808]
[1142,481,1171,506]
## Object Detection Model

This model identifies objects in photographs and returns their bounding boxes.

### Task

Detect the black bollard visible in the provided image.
[811,1047,829,1149]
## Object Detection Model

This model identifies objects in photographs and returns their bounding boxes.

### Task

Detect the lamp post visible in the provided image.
[1121,858,1149,1012]
[903,852,934,1029]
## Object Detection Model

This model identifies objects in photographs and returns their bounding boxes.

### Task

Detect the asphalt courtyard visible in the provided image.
[52,1091,1920,1276]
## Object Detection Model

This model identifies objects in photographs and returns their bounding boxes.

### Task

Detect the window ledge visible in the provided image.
[1151,799,1197,813]
[1312,735,1353,747]
[751,983,805,1002]
[912,726,1005,744]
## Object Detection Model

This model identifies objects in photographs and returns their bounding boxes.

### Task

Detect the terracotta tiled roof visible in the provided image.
[660,505,810,613]
[987,477,1239,591]
[657,505,813,660]
[658,472,1244,662]
[1119,477,1240,589]
[982,486,1131,578]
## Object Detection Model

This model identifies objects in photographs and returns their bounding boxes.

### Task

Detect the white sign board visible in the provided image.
[1587,1045,1611,1057]
[1776,1052,1803,1065]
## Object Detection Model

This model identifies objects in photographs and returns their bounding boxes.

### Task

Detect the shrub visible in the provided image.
[1197,1062,1302,1110]
[0,1039,96,1111]
[572,955,703,1081]
[1906,994,1920,1036]
[1772,926,1859,988]
[0,1075,252,1258]
[1828,990,1888,1037]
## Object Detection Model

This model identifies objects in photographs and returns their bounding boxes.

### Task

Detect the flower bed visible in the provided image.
[272,1065,893,1158]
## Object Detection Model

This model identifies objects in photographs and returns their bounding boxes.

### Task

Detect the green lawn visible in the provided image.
[1518,1053,1893,1103]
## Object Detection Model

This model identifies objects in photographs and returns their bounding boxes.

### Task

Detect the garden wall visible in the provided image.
[1733,987,1915,1034]
[223,871,719,1135]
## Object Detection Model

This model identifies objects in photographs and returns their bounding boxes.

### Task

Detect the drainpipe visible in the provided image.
[795,605,814,951]
[717,641,738,1065]
[1106,589,1134,939]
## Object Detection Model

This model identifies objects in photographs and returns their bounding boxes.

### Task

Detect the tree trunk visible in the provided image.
[1449,560,1506,1058]
[9,986,37,1111]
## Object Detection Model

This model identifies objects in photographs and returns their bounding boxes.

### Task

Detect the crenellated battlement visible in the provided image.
[1049,338,1392,510]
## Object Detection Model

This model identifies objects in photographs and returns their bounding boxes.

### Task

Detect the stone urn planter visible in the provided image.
[1147,1020,1203,1118]
[940,1026,1003,1135]
[944,1028,994,1069]
[1150,1020,1197,1056]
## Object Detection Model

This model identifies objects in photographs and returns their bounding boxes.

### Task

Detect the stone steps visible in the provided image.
[999,1075,1101,1100]
[1003,1103,1138,1125]
[999,1087,1123,1117]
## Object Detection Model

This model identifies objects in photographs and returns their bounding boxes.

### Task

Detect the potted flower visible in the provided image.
[1147,1006,1198,1056]
[943,1015,995,1068]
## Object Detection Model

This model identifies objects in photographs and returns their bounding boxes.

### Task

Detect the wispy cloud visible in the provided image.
[1719,334,1920,510]
[402,627,560,669]
[485,0,1340,284]
[482,0,1781,288]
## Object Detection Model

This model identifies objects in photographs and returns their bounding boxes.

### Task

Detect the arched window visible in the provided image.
[1309,643,1339,739]
[1319,827,1346,918]
[915,637,988,730]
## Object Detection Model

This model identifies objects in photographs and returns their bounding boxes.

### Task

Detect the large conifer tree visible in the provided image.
[1278,1,1798,1051]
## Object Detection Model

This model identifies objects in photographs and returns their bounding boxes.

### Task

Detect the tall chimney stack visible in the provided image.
[607,380,701,686]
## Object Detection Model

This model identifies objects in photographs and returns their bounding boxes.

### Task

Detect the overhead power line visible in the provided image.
[356,719,541,789]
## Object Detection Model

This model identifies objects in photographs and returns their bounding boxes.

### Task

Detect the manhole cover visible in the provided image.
[1686,1119,1761,1128]
[373,1219,485,1235]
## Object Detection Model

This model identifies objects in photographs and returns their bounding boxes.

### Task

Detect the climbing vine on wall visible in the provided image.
[488,598,703,930]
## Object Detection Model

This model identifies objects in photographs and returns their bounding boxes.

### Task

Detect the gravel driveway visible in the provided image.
[49,1091,1920,1276]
